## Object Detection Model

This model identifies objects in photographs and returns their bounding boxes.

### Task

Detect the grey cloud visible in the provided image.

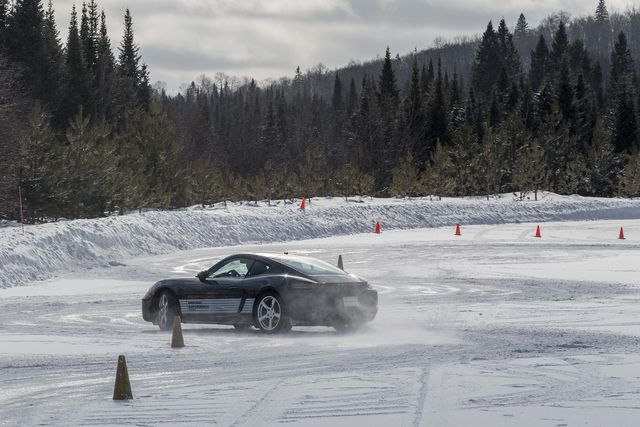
[49,0,637,92]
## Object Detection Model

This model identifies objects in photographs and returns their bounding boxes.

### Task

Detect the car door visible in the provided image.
[238,259,276,318]
[182,257,253,321]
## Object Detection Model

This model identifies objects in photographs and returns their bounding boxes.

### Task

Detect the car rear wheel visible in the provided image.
[157,291,178,331]
[255,292,290,334]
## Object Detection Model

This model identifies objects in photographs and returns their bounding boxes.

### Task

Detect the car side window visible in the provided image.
[247,260,270,277]
[209,258,252,278]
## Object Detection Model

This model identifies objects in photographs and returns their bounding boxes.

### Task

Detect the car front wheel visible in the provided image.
[157,291,178,331]
[255,292,290,334]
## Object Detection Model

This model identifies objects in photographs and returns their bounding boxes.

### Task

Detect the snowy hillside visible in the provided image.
[1,193,640,288]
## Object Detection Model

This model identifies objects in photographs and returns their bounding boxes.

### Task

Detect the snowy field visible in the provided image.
[2,207,640,425]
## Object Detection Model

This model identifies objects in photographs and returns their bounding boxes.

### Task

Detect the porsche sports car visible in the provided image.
[141,253,378,333]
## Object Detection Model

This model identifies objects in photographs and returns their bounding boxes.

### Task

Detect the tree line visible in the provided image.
[1,0,640,223]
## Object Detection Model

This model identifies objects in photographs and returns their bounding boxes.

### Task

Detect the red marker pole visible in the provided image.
[18,186,24,234]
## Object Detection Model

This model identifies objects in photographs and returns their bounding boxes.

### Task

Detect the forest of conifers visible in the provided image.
[1,0,640,222]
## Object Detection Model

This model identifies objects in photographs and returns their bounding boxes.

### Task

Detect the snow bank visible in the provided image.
[1,193,640,288]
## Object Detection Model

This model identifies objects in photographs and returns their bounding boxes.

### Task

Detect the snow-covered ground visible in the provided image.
[2,193,640,288]
[2,209,640,425]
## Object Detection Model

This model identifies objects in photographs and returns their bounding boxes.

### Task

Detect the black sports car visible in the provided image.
[141,253,378,333]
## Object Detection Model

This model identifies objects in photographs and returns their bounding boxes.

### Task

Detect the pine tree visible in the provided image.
[479,127,505,198]
[378,47,398,103]
[6,0,47,98]
[585,118,617,196]
[377,46,400,186]
[331,72,344,114]
[513,140,549,201]
[41,0,63,107]
[530,35,549,91]
[404,54,427,167]
[472,21,500,97]
[347,77,358,115]
[116,8,149,111]
[497,19,520,80]
[95,10,115,121]
[390,152,419,197]
[426,59,448,150]
[550,21,569,69]
[59,5,92,125]
[80,1,98,72]
[19,103,60,221]
[610,31,635,85]
[557,58,575,123]
[594,0,612,65]
[59,109,111,218]
[118,9,139,83]
[618,150,640,197]
[611,78,638,152]
[595,0,609,23]
[421,141,454,198]
[514,13,528,41]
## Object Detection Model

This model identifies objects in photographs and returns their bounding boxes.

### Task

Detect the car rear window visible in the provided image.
[272,255,345,276]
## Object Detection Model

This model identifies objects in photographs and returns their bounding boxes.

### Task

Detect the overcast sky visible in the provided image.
[51,0,635,93]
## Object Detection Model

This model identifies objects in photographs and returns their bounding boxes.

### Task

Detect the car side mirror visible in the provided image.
[196,270,208,282]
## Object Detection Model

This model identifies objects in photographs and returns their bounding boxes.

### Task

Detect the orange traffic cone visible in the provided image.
[535,225,541,238]
[455,224,461,236]
[374,221,381,234]
[619,227,626,240]
[300,197,306,210]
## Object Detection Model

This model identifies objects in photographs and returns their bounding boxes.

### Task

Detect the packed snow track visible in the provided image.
[2,219,640,426]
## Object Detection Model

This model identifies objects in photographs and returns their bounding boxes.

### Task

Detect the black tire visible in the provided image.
[156,291,179,331]
[254,292,290,334]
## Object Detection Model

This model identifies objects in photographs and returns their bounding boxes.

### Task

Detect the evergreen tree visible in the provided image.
[513,140,549,200]
[377,47,400,186]
[331,72,344,114]
[497,19,520,80]
[404,54,427,167]
[472,21,500,97]
[550,21,569,68]
[594,0,611,60]
[40,0,63,107]
[95,10,115,121]
[595,0,609,23]
[421,141,454,198]
[610,31,635,85]
[390,152,419,197]
[530,35,549,91]
[378,47,398,103]
[59,5,92,125]
[618,150,640,197]
[118,9,139,83]
[116,8,149,111]
[585,118,617,196]
[556,58,575,123]
[6,0,47,98]
[19,103,60,221]
[611,78,638,152]
[514,13,528,41]
[426,59,449,149]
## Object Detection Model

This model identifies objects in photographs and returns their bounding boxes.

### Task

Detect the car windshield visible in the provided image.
[271,255,345,276]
